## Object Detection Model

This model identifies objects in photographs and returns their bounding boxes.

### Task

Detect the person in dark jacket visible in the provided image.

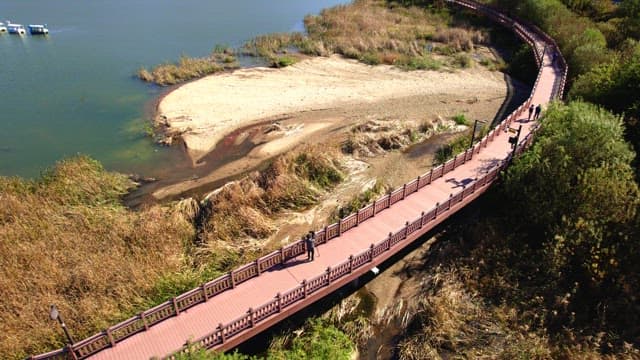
[305,233,315,261]
[528,104,535,121]
[534,104,542,120]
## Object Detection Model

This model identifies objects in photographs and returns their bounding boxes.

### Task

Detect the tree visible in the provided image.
[570,40,640,156]
[504,101,639,284]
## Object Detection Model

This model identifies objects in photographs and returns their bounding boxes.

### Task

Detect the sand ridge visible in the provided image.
[157,55,507,162]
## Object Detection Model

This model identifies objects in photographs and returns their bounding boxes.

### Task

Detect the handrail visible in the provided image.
[31,0,567,358]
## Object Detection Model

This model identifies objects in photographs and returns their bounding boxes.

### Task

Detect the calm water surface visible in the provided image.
[0,0,348,178]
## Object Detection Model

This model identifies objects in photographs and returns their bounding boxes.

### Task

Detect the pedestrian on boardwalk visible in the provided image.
[534,104,542,120]
[305,233,315,261]
[528,104,535,121]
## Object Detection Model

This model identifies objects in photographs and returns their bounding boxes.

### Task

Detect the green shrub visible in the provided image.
[452,113,469,125]
[271,56,297,68]
[268,318,354,360]
[398,55,442,70]
[453,53,472,68]
[360,52,382,65]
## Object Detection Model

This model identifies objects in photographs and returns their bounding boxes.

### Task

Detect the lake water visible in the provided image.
[0,0,348,178]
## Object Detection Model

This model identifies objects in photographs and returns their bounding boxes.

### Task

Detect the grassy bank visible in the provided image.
[138,46,239,86]
[244,0,495,71]
[143,0,507,88]
[0,145,344,359]
[0,156,195,358]
[194,145,343,268]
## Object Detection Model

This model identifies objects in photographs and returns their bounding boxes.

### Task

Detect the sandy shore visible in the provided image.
[157,55,507,163]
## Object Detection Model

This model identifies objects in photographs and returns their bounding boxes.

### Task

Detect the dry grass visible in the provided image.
[138,47,239,86]
[397,266,555,360]
[243,0,489,70]
[195,145,343,267]
[305,0,489,69]
[0,147,344,358]
[0,156,194,359]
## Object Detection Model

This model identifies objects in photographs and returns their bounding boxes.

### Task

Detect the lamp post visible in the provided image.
[469,119,487,148]
[50,304,75,345]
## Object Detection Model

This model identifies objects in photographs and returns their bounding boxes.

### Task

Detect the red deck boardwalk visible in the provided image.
[31,1,567,359]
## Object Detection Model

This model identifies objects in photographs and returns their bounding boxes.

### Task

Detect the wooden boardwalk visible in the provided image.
[31,1,567,359]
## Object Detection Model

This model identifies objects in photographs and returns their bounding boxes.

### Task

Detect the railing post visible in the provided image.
[324,225,329,240]
[356,209,361,226]
[302,279,308,298]
[66,345,78,360]
[248,308,255,328]
[219,323,226,343]
[141,312,149,330]
[105,329,115,347]
[326,267,332,285]
[402,184,407,199]
[277,293,282,312]
[387,232,392,250]
[372,200,377,217]
[416,175,421,189]
[202,284,209,302]
[256,259,262,276]
[230,271,236,288]
[280,247,285,264]
[349,255,354,273]
[173,298,180,316]
[428,169,433,184]
[369,244,374,262]
[338,219,342,237]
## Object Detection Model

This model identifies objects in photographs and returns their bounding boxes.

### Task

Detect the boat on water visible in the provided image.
[28,24,48,35]
[0,22,7,33]
[7,22,26,35]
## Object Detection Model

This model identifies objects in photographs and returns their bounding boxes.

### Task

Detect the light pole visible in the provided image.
[49,304,75,345]
[469,119,487,148]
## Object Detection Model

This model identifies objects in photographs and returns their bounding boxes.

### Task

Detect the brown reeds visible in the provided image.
[138,46,239,86]
[0,156,195,358]
[243,0,488,70]
[195,145,343,266]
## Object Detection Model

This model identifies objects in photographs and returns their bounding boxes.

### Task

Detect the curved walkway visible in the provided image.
[31,1,567,359]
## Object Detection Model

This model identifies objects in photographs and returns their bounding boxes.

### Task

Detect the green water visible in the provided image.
[0,0,348,178]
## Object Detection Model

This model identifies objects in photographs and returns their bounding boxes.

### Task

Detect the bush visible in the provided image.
[453,53,473,68]
[504,101,639,284]
[268,318,354,360]
[452,113,469,125]
[398,55,442,70]
[271,56,297,68]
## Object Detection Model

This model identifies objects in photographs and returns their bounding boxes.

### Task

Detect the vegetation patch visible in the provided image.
[194,145,343,267]
[268,318,355,360]
[0,156,194,359]
[138,46,239,86]
[330,179,388,222]
[242,0,490,71]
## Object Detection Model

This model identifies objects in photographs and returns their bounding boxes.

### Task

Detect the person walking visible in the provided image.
[534,104,542,120]
[528,104,535,121]
[305,233,315,261]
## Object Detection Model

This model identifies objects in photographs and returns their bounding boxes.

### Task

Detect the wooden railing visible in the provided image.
[29,1,567,359]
